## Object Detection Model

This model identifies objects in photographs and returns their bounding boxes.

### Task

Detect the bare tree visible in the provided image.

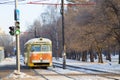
[0,34,13,57]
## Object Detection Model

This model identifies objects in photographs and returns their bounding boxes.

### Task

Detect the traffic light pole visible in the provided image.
[15,0,20,74]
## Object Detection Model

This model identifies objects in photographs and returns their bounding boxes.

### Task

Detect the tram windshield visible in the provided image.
[31,44,51,52]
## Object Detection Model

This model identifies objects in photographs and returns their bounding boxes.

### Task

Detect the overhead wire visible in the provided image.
[0,0,96,6]
[0,0,26,4]
[27,2,96,6]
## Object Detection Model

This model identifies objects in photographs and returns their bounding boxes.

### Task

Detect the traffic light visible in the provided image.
[15,21,20,35]
[9,26,15,36]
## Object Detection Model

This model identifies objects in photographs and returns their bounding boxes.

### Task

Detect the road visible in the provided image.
[0,64,36,79]
[0,57,120,80]
[0,64,120,80]
[0,64,83,80]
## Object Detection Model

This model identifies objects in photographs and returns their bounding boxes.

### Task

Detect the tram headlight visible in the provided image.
[40,57,42,60]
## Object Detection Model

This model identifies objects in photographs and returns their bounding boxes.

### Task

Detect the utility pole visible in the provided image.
[61,0,66,69]
[15,0,20,74]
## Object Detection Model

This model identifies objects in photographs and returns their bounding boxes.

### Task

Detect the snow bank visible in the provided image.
[0,57,16,66]
[8,70,34,79]
[3,70,42,80]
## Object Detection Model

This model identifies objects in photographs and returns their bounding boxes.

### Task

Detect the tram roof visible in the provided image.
[25,37,52,45]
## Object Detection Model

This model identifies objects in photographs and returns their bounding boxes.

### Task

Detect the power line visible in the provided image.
[0,0,25,4]
[27,2,96,6]
[28,0,49,3]
[0,1,14,4]
[0,0,49,4]
[0,0,96,6]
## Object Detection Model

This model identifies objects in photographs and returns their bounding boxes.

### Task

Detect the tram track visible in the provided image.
[32,68,76,80]
[31,67,120,80]
[32,68,49,80]
[0,63,120,80]
[53,62,119,74]
[53,62,120,80]
[21,63,120,80]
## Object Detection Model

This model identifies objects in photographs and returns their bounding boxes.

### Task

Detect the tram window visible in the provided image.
[31,45,41,52]
[41,45,50,51]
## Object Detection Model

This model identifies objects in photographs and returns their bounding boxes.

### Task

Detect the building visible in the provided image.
[0,47,4,62]
[0,28,5,34]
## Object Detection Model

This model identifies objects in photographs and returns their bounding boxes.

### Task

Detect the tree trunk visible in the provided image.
[89,49,94,62]
[118,50,120,64]
[75,52,79,61]
[78,53,81,61]
[82,51,87,62]
[105,48,111,62]
[107,52,111,62]
[97,47,103,63]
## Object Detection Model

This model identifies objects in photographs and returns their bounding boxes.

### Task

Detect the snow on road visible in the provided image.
[0,55,120,80]
[0,57,43,80]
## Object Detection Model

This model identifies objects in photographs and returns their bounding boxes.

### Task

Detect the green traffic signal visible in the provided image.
[15,29,20,35]
[15,21,20,35]
[9,26,14,36]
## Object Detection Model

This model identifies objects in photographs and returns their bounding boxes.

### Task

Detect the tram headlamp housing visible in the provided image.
[40,57,42,60]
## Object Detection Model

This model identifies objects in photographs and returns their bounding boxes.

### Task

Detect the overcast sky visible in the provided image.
[0,0,61,34]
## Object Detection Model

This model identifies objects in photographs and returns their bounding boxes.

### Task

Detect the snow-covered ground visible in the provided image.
[0,55,120,80]
[53,55,120,74]
[0,56,42,80]
[0,57,16,66]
